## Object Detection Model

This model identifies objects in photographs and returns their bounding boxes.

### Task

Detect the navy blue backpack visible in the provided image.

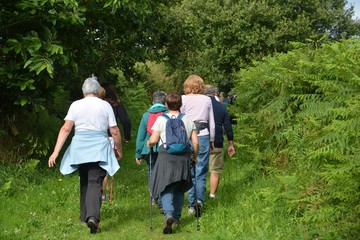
[162,114,188,154]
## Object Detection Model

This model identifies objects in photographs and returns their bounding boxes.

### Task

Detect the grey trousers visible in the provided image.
[79,162,107,223]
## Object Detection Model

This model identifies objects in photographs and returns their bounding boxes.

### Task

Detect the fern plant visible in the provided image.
[233,38,360,239]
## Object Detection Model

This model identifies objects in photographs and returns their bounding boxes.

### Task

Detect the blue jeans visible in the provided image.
[188,134,210,206]
[160,182,184,220]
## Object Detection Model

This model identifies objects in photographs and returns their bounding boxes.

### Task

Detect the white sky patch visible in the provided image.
[348,0,360,19]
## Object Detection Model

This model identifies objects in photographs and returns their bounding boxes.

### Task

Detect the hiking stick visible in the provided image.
[109,176,114,205]
[193,161,200,231]
[149,148,154,231]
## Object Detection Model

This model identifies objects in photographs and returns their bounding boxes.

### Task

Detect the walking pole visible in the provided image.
[193,160,200,231]
[149,148,153,231]
[109,176,114,205]
[109,144,117,205]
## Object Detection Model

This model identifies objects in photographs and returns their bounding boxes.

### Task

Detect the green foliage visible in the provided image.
[134,61,182,94]
[233,38,360,238]
[0,159,41,197]
[0,108,63,164]
[116,80,152,128]
[164,0,360,92]
[0,0,179,163]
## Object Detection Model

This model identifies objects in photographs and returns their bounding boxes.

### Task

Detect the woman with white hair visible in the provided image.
[48,75,122,234]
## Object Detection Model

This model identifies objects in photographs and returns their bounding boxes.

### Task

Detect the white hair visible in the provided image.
[82,75,100,95]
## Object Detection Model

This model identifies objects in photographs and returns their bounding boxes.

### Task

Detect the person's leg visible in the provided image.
[79,165,88,223]
[85,163,107,223]
[102,175,108,200]
[209,148,224,198]
[173,182,184,221]
[195,135,210,204]
[187,165,196,207]
[160,185,174,217]
[209,173,220,197]
[160,184,176,234]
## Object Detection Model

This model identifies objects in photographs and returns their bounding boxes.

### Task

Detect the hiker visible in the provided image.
[97,86,106,100]
[204,85,235,199]
[101,83,131,201]
[180,74,215,216]
[102,82,132,142]
[135,90,167,206]
[48,75,122,234]
[96,86,111,201]
[147,92,199,234]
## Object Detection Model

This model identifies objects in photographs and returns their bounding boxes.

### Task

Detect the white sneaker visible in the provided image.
[102,195,108,201]
[188,206,195,215]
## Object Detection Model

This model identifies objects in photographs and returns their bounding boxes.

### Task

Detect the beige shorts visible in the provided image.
[209,147,224,173]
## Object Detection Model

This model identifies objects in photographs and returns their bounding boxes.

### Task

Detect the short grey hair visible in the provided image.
[204,84,217,96]
[152,91,167,104]
[82,75,100,95]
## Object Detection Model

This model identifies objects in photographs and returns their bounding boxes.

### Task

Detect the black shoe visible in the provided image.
[163,215,175,234]
[87,217,101,234]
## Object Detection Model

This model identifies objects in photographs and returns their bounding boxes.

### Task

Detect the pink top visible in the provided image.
[180,94,215,141]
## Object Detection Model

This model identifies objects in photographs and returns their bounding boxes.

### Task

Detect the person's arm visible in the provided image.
[191,130,199,164]
[48,120,74,167]
[109,126,123,160]
[227,140,235,157]
[117,103,132,141]
[223,107,235,157]
[135,113,148,165]
[208,99,215,150]
[147,130,160,148]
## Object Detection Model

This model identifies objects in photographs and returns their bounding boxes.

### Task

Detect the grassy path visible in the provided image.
[0,141,306,240]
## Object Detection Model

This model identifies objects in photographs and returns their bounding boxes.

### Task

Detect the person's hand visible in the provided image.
[116,149,123,160]
[191,155,198,165]
[228,146,235,158]
[210,142,215,151]
[48,152,58,168]
[135,158,142,165]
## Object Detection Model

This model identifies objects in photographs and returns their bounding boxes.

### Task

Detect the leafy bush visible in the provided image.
[233,38,360,239]
[0,159,43,197]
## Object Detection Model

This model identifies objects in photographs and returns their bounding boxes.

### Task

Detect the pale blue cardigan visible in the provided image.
[60,130,120,176]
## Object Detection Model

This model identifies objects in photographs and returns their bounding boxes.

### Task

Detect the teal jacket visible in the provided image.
[135,103,168,158]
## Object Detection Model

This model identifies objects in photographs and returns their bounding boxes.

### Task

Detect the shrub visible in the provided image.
[233,38,360,238]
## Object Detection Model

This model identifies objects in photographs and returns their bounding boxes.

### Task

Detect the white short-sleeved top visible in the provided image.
[151,113,196,146]
[64,96,117,132]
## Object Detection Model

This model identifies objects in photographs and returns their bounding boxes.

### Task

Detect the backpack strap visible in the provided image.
[162,113,183,119]
[159,114,169,145]
[162,114,171,120]
[177,113,184,119]
[175,113,190,144]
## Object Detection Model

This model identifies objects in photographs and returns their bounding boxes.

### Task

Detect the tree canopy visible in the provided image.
[0,0,359,161]
[164,0,360,92]
[0,0,178,118]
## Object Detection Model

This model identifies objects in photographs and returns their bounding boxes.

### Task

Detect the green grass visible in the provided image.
[0,141,313,240]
